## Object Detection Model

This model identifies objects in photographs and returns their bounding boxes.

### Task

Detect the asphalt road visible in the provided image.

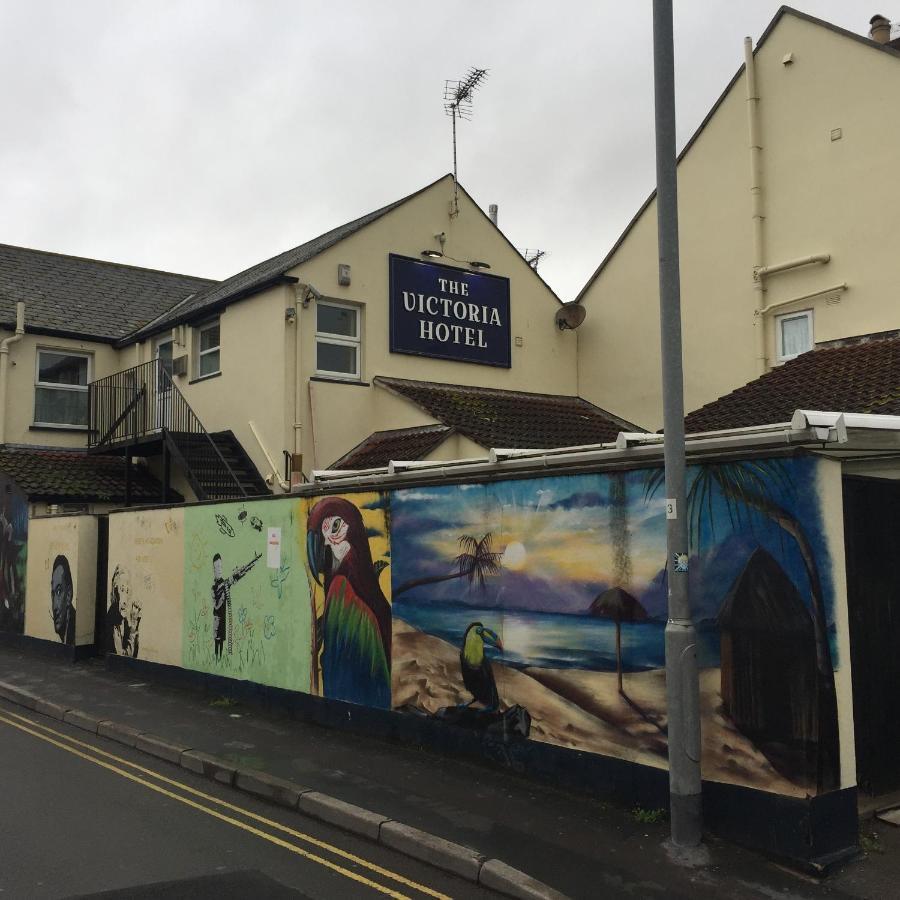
[0,699,499,900]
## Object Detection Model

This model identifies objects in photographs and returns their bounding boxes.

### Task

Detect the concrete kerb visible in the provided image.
[0,682,568,900]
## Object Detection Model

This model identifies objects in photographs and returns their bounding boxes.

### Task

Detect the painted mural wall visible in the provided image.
[24,515,97,647]
[182,500,310,692]
[0,474,28,635]
[102,454,849,800]
[389,456,847,798]
[106,508,184,665]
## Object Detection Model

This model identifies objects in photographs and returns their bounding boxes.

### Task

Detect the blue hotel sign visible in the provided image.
[389,254,511,368]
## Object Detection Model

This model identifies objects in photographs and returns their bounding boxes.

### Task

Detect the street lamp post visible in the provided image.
[652,0,703,847]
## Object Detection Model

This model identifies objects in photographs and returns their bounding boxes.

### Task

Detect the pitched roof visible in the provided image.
[575,6,900,304]
[330,424,453,469]
[684,336,900,432]
[0,446,176,502]
[374,376,643,450]
[130,176,454,340]
[0,243,214,342]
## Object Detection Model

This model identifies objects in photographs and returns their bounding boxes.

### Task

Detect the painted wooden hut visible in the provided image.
[717,546,817,746]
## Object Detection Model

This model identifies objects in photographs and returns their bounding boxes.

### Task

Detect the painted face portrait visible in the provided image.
[51,555,73,643]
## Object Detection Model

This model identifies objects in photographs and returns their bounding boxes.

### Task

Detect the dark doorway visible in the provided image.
[843,476,900,796]
[93,515,109,657]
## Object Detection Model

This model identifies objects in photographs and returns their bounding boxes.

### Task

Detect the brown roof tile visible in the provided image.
[684,336,900,432]
[331,425,452,469]
[0,446,177,503]
[373,377,643,451]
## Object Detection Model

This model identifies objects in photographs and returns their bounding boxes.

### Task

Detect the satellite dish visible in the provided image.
[555,302,586,331]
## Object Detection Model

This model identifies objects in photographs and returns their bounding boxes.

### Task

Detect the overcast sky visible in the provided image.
[0,2,880,301]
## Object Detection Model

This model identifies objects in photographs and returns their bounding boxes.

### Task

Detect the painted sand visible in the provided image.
[393,618,810,797]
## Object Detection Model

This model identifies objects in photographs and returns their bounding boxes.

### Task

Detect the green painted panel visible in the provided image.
[182,498,310,692]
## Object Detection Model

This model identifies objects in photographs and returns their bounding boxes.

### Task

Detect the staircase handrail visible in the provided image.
[156,362,248,497]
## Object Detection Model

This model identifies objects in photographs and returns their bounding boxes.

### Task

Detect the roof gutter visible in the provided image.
[0,302,25,445]
[305,412,861,491]
[119,274,300,347]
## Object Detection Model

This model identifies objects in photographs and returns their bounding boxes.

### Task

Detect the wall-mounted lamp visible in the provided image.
[419,249,491,270]
[285,307,297,324]
[301,283,323,308]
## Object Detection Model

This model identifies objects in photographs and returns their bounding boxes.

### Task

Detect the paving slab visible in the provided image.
[0,645,892,900]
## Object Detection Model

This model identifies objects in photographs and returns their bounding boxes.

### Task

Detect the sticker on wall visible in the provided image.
[267,528,281,569]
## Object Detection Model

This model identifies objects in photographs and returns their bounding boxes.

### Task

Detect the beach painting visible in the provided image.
[390,457,840,796]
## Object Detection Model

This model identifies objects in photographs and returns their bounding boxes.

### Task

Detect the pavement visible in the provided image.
[0,644,898,899]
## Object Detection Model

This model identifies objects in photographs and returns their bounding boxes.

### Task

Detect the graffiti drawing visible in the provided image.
[250,516,263,533]
[306,496,392,708]
[50,554,75,645]
[106,565,141,657]
[215,514,235,537]
[212,551,261,659]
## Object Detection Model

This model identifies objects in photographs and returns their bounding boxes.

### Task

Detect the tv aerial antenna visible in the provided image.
[520,248,547,271]
[444,67,488,217]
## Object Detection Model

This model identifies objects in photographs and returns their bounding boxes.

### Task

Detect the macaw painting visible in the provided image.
[304,492,392,709]
[0,474,28,634]
[390,456,841,796]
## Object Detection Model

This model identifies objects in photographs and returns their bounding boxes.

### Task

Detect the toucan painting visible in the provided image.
[460,622,503,712]
[306,497,392,709]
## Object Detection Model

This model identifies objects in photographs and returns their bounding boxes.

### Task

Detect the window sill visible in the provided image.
[188,371,222,385]
[310,376,369,387]
[30,424,90,433]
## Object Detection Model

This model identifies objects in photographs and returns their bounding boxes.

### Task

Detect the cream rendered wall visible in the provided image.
[578,14,900,430]
[0,332,124,448]
[163,286,289,489]
[290,176,579,473]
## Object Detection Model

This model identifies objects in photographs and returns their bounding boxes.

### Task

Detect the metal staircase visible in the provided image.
[88,360,268,501]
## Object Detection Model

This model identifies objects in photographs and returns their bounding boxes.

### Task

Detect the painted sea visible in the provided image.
[392,599,722,672]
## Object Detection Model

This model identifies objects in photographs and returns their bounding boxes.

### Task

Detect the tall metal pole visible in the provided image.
[652,0,702,847]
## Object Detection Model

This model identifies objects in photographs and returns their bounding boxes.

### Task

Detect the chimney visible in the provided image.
[489,203,498,226]
[869,14,891,44]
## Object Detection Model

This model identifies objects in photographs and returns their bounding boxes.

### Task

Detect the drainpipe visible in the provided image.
[744,37,767,375]
[0,302,25,445]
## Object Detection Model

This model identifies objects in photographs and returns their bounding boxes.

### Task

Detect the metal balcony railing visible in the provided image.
[88,359,248,499]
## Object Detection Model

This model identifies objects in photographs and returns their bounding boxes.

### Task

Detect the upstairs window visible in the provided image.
[197,320,221,377]
[316,301,360,379]
[776,310,813,362]
[34,349,90,427]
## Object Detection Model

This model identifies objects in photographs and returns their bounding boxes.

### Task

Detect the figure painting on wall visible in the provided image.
[106,565,141,657]
[50,554,75,645]
[0,479,28,634]
[212,551,261,659]
[306,497,392,709]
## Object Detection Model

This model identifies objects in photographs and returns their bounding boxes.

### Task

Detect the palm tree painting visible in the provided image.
[393,533,502,599]
[644,459,840,792]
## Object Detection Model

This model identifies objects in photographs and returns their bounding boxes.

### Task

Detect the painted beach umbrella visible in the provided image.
[589,587,648,694]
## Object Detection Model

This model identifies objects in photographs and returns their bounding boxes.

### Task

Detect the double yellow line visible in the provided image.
[0,708,452,900]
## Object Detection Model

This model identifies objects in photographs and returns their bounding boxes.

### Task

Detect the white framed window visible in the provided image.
[315,301,360,379]
[776,310,813,362]
[34,349,91,427]
[196,319,221,378]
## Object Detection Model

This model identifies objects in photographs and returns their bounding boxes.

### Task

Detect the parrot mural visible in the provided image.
[306,497,392,709]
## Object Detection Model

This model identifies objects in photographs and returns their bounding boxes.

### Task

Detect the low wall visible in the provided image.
[90,452,857,864]
[24,514,99,651]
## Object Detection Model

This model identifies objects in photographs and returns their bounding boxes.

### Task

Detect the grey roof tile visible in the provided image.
[0,243,214,341]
